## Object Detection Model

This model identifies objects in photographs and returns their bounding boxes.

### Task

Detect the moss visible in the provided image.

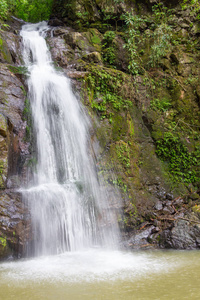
[0,236,8,258]
[0,35,12,63]
[192,205,200,217]
[0,158,7,189]
[0,113,7,137]
[7,65,28,76]
[86,28,103,52]
[0,237,6,248]
[112,114,128,141]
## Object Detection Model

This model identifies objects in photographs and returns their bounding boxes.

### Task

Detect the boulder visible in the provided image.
[160,216,200,249]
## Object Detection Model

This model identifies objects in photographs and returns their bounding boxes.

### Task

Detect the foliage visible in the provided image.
[122,12,144,75]
[111,177,128,193]
[0,0,8,21]
[0,237,6,248]
[102,31,116,66]
[23,97,33,141]
[0,0,53,23]
[116,141,131,169]
[0,0,12,30]
[151,3,171,25]
[181,0,200,20]
[148,4,173,67]
[121,4,173,73]
[156,132,200,184]
[83,65,133,122]
[149,23,172,67]
[150,97,172,112]
[14,0,53,22]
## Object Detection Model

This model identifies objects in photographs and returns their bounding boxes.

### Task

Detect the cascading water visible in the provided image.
[20,22,119,256]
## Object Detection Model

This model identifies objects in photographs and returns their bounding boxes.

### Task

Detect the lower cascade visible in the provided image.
[20,22,119,256]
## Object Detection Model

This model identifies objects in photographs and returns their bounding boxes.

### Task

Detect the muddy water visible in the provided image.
[0,249,200,300]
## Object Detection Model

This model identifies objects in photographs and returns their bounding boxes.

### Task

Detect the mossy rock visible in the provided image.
[192,205,200,217]
[0,236,11,259]
[0,35,12,64]
[0,114,7,137]
[0,137,8,189]
[83,28,103,52]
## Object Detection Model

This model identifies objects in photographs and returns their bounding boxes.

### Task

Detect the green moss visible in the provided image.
[116,140,131,169]
[112,114,128,141]
[8,65,28,76]
[82,64,134,121]
[155,132,200,185]
[0,113,7,137]
[0,158,7,189]
[23,98,33,142]
[0,35,12,63]
[0,237,6,248]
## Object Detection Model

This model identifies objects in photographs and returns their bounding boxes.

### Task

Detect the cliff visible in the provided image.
[0,18,31,259]
[48,0,200,249]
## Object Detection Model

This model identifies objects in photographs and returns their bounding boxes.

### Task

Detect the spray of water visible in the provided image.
[20,22,119,256]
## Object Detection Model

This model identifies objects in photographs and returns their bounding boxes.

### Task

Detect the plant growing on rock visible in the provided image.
[181,0,200,20]
[155,132,200,184]
[149,4,173,67]
[149,23,172,67]
[122,12,144,75]
[102,31,116,66]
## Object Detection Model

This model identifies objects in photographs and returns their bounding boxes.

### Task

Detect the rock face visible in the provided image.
[51,0,180,31]
[160,215,200,250]
[0,24,31,259]
[50,0,200,250]
[0,191,30,258]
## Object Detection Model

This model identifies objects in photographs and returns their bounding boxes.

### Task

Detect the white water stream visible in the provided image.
[20,22,119,256]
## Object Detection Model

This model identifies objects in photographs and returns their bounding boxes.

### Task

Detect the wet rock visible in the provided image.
[48,36,74,67]
[0,135,8,189]
[0,65,25,131]
[174,197,184,206]
[65,70,88,79]
[160,216,200,249]
[0,26,31,260]
[0,31,22,65]
[154,201,163,211]
[189,193,200,200]
[64,31,95,53]
[166,193,173,200]
[52,27,70,37]
[124,226,156,249]
[0,192,31,259]
[156,187,166,200]
[191,23,200,35]
[162,206,175,215]
[48,18,64,27]
[192,205,200,217]
[0,113,7,137]
[83,51,102,63]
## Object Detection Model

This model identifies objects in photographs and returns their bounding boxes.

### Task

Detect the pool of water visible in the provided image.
[0,249,200,300]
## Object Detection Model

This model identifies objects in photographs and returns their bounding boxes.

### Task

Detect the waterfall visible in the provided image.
[20,22,119,256]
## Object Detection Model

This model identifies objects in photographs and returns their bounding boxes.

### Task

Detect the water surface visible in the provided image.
[1,249,200,300]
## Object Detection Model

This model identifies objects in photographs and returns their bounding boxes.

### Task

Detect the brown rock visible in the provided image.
[0,192,31,259]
